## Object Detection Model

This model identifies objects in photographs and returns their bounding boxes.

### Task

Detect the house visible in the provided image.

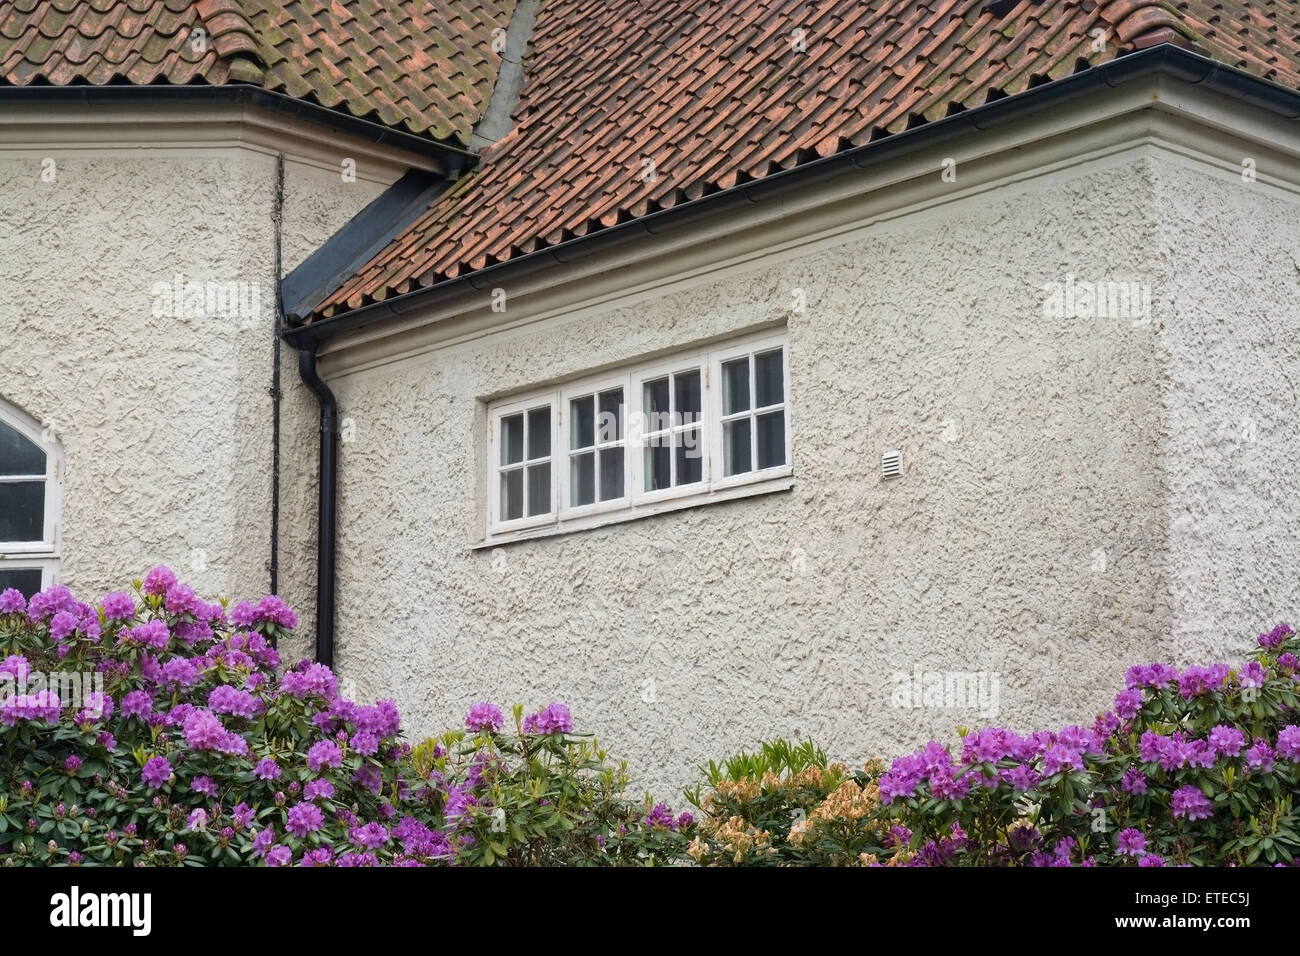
[2,0,1299,793]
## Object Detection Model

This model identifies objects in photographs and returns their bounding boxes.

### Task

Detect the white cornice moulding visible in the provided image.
[0,100,434,181]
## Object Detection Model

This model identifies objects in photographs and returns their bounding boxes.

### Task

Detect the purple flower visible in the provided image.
[49,610,78,641]
[349,822,390,849]
[303,779,334,801]
[298,847,334,867]
[1116,828,1146,856]
[1041,744,1083,776]
[265,845,293,867]
[279,662,338,699]
[286,802,324,837]
[1246,738,1275,772]
[337,852,379,867]
[160,656,200,688]
[209,684,259,719]
[182,708,227,750]
[141,756,172,789]
[122,619,170,650]
[1276,725,1300,760]
[522,701,573,735]
[1208,725,1246,758]
[64,755,82,774]
[100,592,135,621]
[1171,785,1213,821]
[1113,688,1143,720]
[1239,660,1267,689]
[143,566,177,596]
[1138,853,1166,867]
[307,740,342,772]
[1121,767,1148,794]
[1258,623,1293,649]
[465,701,504,733]
[350,731,379,755]
[1178,664,1229,698]
[1279,653,1299,672]
[232,803,254,829]
[0,588,26,614]
[191,775,218,798]
[186,809,209,831]
[643,802,677,830]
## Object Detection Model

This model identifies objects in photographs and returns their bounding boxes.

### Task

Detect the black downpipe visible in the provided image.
[269,154,284,599]
[297,347,337,669]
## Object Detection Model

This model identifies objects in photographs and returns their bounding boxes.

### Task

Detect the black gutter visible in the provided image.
[283,43,1300,349]
[297,347,338,669]
[0,83,477,174]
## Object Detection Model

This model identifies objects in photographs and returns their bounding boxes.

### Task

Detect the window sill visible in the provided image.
[474,472,794,549]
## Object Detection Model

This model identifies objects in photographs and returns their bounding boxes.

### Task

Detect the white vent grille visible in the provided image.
[882,449,902,480]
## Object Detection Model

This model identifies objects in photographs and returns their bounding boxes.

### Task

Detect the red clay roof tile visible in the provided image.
[0,0,516,144]
[312,0,1300,319]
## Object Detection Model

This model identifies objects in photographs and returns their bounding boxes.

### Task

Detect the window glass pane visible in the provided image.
[598,389,623,443]
[571,452,595,507]
[755,349,784,408]
[674,370,701,422]
[643,377,669,432]
[527,407,551,459]
[501,414,524,466]
[526,463,550,516]
[0,481,44,541]
[756,410,786,469]
[570,395,595,449]
[723,419,752,476]
[501,469,524,521]
[598,447,624,501]
[0,422,45,476]
[644,440,670,492]
[0,567,42,599]
[722,358,750,415]
[675,430,702,485]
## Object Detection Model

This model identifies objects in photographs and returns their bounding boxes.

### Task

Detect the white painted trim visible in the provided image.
[0,556,60,593]
[317,78,1300,380]
[0,100,433,181]
[474,474,795,549]
[487,393,557,536]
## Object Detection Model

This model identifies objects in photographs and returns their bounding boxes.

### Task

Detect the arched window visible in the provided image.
[0,398,61,598]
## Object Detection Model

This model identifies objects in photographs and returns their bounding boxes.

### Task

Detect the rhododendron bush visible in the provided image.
[0,572,687,866]
[686,625,1300,866]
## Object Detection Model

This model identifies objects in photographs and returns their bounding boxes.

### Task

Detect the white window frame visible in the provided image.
[0,397,62,591]
[558,374,631,520]
[709,335,793,492]
[483,330,791,544]
[487,395,557,535]
[629,355,709,505]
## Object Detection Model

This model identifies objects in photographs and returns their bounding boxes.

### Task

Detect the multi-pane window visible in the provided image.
[0,400,61,596]
[486,332,790,539]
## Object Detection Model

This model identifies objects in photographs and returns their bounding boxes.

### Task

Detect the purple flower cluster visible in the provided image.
[465,701,504,733]
[208,684,259,719]
[522,701,573,735]
[1258,622,1294,650]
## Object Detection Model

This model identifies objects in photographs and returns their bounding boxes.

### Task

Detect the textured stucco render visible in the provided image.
[316,148,1292,797]
[0,140,388,643]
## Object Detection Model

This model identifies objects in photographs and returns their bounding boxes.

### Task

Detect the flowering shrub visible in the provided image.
[683,739,888,866]
[874,622,1300,866]
[0,574,686,866]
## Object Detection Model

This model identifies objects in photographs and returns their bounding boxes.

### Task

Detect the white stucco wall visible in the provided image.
[318,142,1274,797]
[1154,156,1300,663]
[0,123,393,637]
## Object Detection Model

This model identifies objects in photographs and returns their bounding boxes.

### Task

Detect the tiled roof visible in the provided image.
[0,0,516,144]
[313,0,1300,319]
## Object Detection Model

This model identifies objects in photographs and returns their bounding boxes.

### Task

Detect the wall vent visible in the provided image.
[882,450,902,480]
